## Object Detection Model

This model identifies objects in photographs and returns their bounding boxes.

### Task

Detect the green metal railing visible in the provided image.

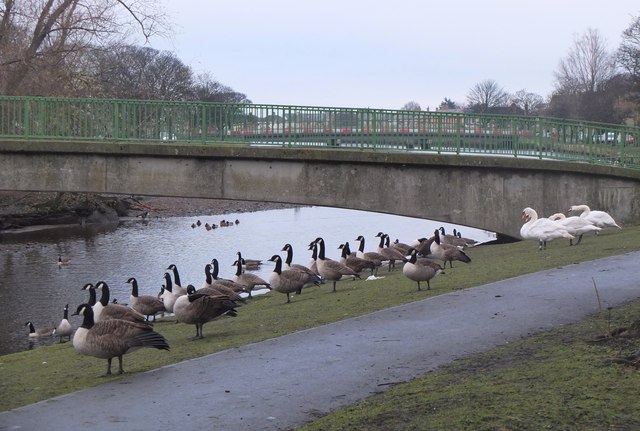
[1,95,639,169]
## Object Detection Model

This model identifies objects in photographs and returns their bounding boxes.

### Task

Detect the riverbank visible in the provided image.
[0,191,299,231]
[1,230,639,429]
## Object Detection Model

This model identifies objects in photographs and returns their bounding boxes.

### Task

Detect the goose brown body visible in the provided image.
[127,277,166,321]
[403,249,445,291]
[94,281,147,324]
[72,304,169,376]
[233,252,271,298]
[173,286,240,339]
[429,230,472,268]
[313,237,360,292]
[268,254,319,303]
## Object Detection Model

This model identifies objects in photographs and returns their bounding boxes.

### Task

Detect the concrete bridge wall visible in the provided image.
[1,140,639,238]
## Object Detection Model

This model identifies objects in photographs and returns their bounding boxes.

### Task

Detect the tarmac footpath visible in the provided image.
[1,251,639,431]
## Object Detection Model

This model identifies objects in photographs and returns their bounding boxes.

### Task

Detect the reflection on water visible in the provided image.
[0,206,495,356]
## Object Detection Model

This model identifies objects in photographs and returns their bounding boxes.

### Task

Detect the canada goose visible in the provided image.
[53,304,73,342]
[200,264,247,303]
[94,281,147,324]
[58,255,70,267]
[354,235,384,274]
[568,204,621,230]
[391,239,413,256]
[313,237,360,292]
[453,229,478,247]
[173,285,240,339]
[281,243,321,293]
[161,272,183,313]
[208,259,249,293]
[233,252,271,298]
[520,208,573,250]
[268,254,320,303]
[430,229,472,267]
[166,264,188,295]
[25,321,54,338]
[204,223,212,231]
[72,303,169,376]
[81,283,97,306]
[375,233,408,271]
[126,277,166,321]
[414,237,434,257]
[196,220,202,227]
[338,242,376,276]
[240,258,262,271]
[438,227,469,249]
[403,249,445,291]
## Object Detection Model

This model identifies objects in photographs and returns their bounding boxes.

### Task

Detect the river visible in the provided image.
[0,206,495,355]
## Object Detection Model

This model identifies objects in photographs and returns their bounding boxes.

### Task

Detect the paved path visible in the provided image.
[2,252,639,431]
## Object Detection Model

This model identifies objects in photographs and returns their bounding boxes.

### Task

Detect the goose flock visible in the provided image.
[27,225,483,376]
[520,204,620,250]
[25,202,621,376]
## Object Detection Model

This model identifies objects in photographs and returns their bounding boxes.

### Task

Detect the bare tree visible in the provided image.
[0,0,170,95]
[90,45,193,100]
[401,101,421,111]
[512,89,544,115]
[192,73,251,104]
[617,14,640,108]
[466,79,510,113]
[553,28,617,94]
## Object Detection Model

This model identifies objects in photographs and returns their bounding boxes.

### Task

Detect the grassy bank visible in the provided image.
[1,225,639,423]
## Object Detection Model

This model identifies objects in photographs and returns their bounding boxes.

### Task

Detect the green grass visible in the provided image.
[1,226,640,426]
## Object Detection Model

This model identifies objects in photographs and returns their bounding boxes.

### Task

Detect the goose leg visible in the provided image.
[575,234,584,245]
[417,281,421,291]
[332,281,337,292]
[117,355,125,374]
[100,358,113,377]
[286,293,291,304]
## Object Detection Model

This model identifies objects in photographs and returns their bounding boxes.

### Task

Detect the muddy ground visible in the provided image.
[0,191,298,231]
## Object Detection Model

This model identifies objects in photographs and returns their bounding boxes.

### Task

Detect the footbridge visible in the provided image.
[1,96,639,238]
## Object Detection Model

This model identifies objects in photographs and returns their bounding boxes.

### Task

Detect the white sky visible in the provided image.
[147,0,639,110]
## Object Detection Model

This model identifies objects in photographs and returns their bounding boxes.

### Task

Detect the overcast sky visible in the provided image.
[149,1,639,110]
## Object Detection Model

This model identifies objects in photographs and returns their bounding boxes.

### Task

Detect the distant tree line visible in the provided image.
[0,0,249,103]
[403,16,640,126]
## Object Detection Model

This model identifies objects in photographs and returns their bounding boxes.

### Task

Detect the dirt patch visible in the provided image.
[0,191,299,231]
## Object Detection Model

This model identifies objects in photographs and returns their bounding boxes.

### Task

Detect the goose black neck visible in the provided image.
[164,273,173,292]
[284,246,294,265]
[172,266,182,286]
[272,256,282,274]
[384,235,390,247]
[63,305,69,320]
[98,283,110,306]
[235,259,243,276]
[317,239,326,260]
[409,250,417,263]
[204,264,212,284]
[87,287,96,306]
[211,259,220,279]
[130,279,139,297]
[357,238,365,253]
[378,235,385,248]
[81,306,95,329]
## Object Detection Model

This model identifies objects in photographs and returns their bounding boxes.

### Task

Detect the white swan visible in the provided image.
[548,213,601,245]
[568,205,621,230]
[520,207,574,250]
